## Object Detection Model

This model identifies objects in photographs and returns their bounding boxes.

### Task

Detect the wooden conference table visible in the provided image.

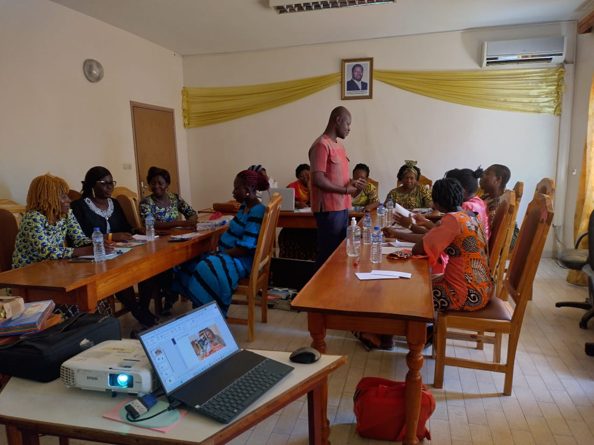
[0,229,223,311]
[291,242,434,445]
[0,351,346,445]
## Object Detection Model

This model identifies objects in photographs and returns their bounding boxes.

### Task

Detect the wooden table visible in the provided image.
[291,242,434,445]
[0,229,222,312]
[0,350,346,445]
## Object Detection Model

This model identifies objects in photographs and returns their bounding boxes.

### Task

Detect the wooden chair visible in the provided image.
[115,194,142,231]
[367,177,379,191]
[227,193,282,342]
[489,191,517,296]
[113,186,138,200]
[418,175,433,188]
[534,177,555,201]
[433,193,554,395]
[0,209,19,273]
[67,189,81,201]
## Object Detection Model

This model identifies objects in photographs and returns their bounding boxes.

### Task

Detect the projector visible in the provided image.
[60,339,156,395]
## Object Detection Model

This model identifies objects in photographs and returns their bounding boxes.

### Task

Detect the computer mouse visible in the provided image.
[289,346,321,364]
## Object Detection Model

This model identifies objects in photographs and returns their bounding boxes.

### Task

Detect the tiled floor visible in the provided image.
[2,258,594,444]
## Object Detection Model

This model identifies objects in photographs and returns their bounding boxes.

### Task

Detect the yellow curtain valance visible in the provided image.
[183,73,340,128]
[182,67,564,128]
[375,67,564,116]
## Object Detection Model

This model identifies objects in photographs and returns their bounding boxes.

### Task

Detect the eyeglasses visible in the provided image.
[96,180,117,187]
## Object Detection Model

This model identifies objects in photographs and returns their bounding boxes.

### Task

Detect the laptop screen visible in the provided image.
[139,302,239,394]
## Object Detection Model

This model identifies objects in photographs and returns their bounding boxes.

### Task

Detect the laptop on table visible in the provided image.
[138,302,294,423]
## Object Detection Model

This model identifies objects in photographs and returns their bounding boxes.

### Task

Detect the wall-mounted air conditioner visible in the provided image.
[481,36,565,67]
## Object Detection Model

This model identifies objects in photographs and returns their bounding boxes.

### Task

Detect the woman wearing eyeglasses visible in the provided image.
[71,166,133,242]
[71,166,157,329]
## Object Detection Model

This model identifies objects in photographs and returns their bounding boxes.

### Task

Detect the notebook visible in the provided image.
[138,302,293,423]
[262,188,295,211]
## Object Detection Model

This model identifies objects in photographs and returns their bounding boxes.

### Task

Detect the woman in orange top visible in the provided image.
[286,164,310,209]
[412,178,493,311]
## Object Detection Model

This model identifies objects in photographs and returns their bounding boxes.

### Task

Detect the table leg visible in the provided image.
[307,382,327,445]
[21,430,39,445]
[6,425,23,445]
[308,313,327,353]
[404,321,426,445]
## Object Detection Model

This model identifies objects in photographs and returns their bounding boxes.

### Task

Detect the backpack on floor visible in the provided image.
[354,376,436,441]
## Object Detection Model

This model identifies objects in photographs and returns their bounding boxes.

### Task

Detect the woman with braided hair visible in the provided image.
[173,170,269,315]
[412,178,493,311]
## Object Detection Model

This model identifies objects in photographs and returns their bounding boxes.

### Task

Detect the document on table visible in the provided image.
[390,240,416,248]
[79,247,132,261]
[355,270,412,280]
[132,234,159,241]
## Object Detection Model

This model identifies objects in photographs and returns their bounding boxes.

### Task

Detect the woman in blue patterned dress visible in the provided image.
[12,174,94,269]
[172,170,269,315]
[139,166,197,230]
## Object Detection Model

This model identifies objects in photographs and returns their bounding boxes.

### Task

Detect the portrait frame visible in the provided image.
[341,57,373,100]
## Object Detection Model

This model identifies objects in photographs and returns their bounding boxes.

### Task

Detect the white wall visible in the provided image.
[0,0,190,204]
[183,22,574,239]
[565,33,594,245]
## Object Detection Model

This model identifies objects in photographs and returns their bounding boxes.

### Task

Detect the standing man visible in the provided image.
[346,64,368,91]
[309,106,365,267]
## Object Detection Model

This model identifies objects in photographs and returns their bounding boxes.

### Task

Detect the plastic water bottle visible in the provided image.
[145,213,155,241]
[92,227,106,262]
[377,204,387,228]
[371,226,383,264]
[346,217,361,257]
[385,198,394,226]
[362,211,372,245]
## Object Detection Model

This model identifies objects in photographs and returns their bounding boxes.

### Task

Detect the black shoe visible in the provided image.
[159,301,173,317]
[132,307,159,328]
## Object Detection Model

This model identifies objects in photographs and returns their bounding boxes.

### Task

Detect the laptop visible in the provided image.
[263,187,295,211]
[138,302,294,423]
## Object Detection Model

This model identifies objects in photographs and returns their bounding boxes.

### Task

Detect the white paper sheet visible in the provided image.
[79,247,132,260]
[132,234,160,241]
[381,246,397,255]
[370,270,412,279]
[355,273,400,281]
[394,203,411,218]
[390,240,416,248]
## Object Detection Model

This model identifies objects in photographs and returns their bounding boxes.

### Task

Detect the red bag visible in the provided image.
[353,377,436,441]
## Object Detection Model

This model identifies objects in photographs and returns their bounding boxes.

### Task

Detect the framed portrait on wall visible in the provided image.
[341,58,373,100]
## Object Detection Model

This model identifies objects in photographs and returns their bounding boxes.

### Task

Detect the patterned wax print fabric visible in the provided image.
[308,134,351,212]
[287,180,310,206]
[423,211,493,311]
[462,195,490,240]
[172,203,264,315]
[352,182,379,207]
[480,192,500,230]
[12,210,90,269]
[139,192,197,223]
[384,184,432,210]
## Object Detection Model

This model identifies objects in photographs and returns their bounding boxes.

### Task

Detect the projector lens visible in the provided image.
[109,373,134,388]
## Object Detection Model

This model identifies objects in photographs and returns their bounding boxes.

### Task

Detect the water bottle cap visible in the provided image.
[374,226,380,230]
[93,227,100,231]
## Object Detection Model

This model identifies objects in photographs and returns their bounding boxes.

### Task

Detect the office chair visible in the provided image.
[556,210,594,329]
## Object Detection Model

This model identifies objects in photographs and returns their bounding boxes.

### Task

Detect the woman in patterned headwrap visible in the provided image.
[173,170,269,315]
[384,160,432,210]
[412,178,493,311]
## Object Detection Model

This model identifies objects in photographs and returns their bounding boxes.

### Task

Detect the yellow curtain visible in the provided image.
[182,73,340,128]
[568,77,594,285]
[182,67,564,128]
[375,67,564,115]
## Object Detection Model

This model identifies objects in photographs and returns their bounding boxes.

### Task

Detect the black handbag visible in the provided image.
[0,313,121,382]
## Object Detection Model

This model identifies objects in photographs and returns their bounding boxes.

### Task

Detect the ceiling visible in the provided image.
[50,0,588,56]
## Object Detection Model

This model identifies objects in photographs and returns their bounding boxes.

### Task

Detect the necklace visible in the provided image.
[84,197,114,233]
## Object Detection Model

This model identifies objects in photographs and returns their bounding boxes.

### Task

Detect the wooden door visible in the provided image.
[130,102,179,197]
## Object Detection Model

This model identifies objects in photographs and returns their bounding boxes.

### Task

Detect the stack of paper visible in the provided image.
[0,300,55,336]
[355,270,412,280]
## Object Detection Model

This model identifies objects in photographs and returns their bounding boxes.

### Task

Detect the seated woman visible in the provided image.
[384,160,432,210]
[71,166,157,328]
[139,166,197,229]
[173,169,269,315]
[12,174,93,269]
[412,178,492,311]
[286,163,311,209]
[351,163,379,212]
[479,164,511,228]
[445,167,490,240]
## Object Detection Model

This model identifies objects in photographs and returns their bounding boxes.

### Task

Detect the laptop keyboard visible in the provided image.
[196,358,293,423]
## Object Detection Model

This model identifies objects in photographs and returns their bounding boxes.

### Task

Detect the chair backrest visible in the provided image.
[504,193,554,321]
[367,177,379,191]
[534,178,555,202]
[115,194,142,230]
[588,210,594,269]
[489,190,515,270]
[0,209,19,272]
[68,189,81,201]
[418,175,433,188]
[512,181,524,207]
[113,186,138,200]
[249,193,282,284]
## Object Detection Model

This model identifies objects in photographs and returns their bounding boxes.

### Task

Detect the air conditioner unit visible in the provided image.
[481,36,565,67]
[268,0,395,14]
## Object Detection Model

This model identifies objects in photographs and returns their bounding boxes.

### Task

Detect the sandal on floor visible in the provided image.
[353,331,381,351]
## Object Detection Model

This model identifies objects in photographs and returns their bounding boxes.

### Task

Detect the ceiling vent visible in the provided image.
[269,0,395,14]
[481,36,565,67]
